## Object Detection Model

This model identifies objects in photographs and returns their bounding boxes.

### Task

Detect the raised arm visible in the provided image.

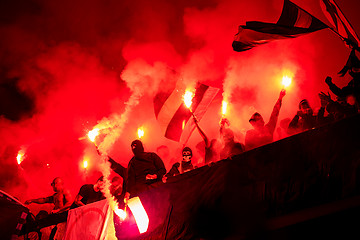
[193,117,210,148]
[25,196,53,205]
[267,89,286,134]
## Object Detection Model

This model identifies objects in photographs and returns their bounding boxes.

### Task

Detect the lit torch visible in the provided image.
[127,196,149,234]
[83,158,89,169]
[183,89,197,121]
[137,127,144,139]
[222,100,228,117]
[282,75,292,89]
[88,128,100,143]
[16,150,25,165]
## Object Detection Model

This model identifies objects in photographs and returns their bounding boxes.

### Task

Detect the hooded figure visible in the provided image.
[287,99,326,135]
[165,147,195,178]
[126,140,166,198]
[245,89,285,150]
[220,128,245,159]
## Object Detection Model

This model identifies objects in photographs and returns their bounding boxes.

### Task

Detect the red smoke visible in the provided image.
[0,0,358,215]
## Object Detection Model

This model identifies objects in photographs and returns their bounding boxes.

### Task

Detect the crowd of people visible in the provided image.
[23,48,360,238]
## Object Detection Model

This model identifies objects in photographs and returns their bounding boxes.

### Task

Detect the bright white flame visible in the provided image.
[88,128,100,142]
[183,90,194,109]
[137,127,144,139]
[114,206,127,220]
[222,101,228,115]
[16,151,25,165]
[83,159,88,169]
[127,197,149,234]
[282,76,292,88]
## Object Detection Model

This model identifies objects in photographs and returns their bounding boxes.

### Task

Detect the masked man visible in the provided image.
[125,140,166,201]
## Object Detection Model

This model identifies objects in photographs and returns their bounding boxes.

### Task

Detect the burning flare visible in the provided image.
[114,205,127,220]
[183,90,194,109]
[83,159,89,169]
[282,75,292,88]
[137,127,144,139]
[88,128,100,143]
[127,197,149,234]
[222,101,228,116]
[16,150,25,165]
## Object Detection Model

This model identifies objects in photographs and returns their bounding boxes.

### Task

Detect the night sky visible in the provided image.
[0,0,359,214]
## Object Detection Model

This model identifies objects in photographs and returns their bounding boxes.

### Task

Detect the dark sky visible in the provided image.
[0,0,359,214]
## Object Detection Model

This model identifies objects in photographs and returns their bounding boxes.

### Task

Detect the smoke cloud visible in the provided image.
[0,0,357,215]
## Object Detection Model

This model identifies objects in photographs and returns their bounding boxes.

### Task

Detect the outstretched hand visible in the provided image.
[279,89,286,99]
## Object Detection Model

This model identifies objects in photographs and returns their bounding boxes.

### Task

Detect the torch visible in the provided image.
[222,100,228,118]
[183,89,198,121]
[282,75,292,90]
[16,149,25,165]
[137,127,144,140]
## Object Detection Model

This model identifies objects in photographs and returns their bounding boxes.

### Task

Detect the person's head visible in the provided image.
[131,140,144,156]
[299,99,313,115]
[182,147,192,162]
[51,177,64,192]
[222,128,234,144]
[94,176,105,191]
[249,112,265,129]
[110,176,122,195]
[346,94,357,106]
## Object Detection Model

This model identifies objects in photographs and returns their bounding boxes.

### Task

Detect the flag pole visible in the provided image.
[327,27,360,52]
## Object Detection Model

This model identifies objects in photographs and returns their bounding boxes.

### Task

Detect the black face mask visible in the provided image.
[131,140,144,156]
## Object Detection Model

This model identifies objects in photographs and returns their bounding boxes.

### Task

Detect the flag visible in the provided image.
[232,0,328,52]
[154,82,219,143]
[63,200,111,240]
[320,0,360,48]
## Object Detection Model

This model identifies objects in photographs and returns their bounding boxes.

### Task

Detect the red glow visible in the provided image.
[83,159,88,169]
[282,76,292,88]
[127,197,149,234]
[114,206,127,220]
[222,101,228,116]
[137,127,144,139]
[183,90,194,109]
[87,128,100,143]
[16,151,25,165]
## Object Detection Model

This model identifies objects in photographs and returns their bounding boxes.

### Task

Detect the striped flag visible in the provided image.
[154,82,219,143]
[320,0,360,47]
[232,0,328,52]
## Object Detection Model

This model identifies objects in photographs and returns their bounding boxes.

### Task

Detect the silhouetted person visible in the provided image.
[245,89,286,150]
[219,118,245,159]
[319,91,358,121]
[125,140,166,201]
[110,176,123,200]
[164,147,195,180]
[70,176,105,209]
[193,116,218,164]
[276,117,291,140]
[287,99,325,135]
[25,177,72,214]
[325,48,360,103]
